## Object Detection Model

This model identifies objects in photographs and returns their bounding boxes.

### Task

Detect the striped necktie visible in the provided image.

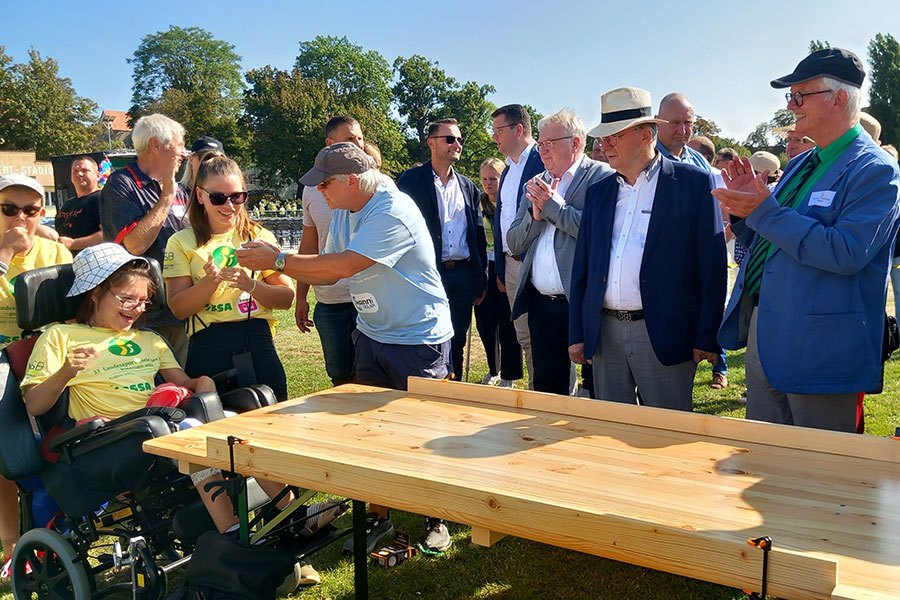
[742,152,821,297]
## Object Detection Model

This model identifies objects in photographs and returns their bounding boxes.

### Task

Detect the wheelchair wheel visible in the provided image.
[10,528,92,600]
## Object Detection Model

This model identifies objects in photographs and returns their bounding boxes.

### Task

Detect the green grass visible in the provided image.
[3,294,899,600]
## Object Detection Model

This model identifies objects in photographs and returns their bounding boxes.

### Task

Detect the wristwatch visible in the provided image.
[274,252,286,271]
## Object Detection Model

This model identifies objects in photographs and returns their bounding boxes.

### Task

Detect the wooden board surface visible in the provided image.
[144,380,900,600]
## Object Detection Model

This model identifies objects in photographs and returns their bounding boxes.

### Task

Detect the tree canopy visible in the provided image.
[867,33,900,146]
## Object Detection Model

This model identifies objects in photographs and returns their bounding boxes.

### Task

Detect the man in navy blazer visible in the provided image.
[714,48,900,432]
[491,104,544,387]
[569,87,727,411]
[397,118,487,381]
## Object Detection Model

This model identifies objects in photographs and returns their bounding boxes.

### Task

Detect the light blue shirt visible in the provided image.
[325,184,453,345]
[657,140,712,173]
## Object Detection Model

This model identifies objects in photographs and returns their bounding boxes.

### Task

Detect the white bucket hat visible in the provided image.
[588,87,668,139]
[67,243,149,297]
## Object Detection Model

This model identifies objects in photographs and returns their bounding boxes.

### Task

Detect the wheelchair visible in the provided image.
[0,261,348,600]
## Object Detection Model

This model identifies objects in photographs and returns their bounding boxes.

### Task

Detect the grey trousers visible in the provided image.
[745,307,857,432]
[504,255,534,388]
[591,314,696,411]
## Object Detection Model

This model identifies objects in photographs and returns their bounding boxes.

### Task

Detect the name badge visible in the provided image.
[808,190,835,208]
[352,292,379,314]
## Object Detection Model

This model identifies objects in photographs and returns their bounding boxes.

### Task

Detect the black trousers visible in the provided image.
[526,284,572,395]
[440,260,480,379]
[185,318,288,401]
[473,261,523,380]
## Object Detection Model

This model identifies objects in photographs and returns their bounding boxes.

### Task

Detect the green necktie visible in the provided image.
[742,152,821,297]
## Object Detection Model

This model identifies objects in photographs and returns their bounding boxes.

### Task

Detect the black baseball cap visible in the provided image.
[771,48,865,89]
[190,136,224,154]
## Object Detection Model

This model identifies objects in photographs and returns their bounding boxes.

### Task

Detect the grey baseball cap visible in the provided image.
[0,174,45,198]
[299,142,372,187]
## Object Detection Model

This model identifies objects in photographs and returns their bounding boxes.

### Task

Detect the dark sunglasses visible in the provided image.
[0,203,41,217]
[429,135,464,145]
[201,188,248,206]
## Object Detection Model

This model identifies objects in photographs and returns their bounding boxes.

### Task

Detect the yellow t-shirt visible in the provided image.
[0,236,73,346]
[21,324,181,421]
[164,227,279,336]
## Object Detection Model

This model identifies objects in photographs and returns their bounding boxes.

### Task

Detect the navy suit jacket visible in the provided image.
[495,145,544,285]
[396,161,488,294]
[569,157,727,366]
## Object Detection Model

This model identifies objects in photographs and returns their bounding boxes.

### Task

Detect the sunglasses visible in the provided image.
[0,203,42,218]
[200,188,248,205]
[429,135,464,145]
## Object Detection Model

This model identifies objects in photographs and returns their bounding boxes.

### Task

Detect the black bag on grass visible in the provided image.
[166,531,294,600]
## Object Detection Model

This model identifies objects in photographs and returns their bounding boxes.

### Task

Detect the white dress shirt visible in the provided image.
[499,142,535,254]
[432,170,469,261]
[603,154,662,310]
[531,156,582,296]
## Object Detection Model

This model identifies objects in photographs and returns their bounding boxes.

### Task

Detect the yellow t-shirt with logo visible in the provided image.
[163,227,280,336]
[0,236,73,346]
[21,324,181,421]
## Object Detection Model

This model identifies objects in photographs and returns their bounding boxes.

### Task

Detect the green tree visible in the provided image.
[295,36,393,112]
[867,33,900,146]
[441,81,497,177]
[693,115,721,138]
[0,47,102,158]
[128,26,247,159]
[809,40,831,53]
[392,55,457,161]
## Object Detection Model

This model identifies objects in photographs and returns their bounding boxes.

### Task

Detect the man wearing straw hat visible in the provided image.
[568,87,727,411]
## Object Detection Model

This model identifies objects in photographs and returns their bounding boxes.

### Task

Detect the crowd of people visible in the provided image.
[1,46,899,586]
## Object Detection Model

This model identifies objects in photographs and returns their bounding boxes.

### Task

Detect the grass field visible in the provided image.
[2,291,898,600]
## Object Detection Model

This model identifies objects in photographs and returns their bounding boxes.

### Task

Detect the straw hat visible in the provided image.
[588,87,668,138]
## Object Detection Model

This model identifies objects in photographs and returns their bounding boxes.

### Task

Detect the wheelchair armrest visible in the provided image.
[67,415,176,461]
[47,418,106,454]
[220,384,276,413]
[181,392,226,422]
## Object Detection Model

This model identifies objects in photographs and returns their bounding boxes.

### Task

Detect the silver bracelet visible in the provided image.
[249,279,258,295]
[0,260,9,276]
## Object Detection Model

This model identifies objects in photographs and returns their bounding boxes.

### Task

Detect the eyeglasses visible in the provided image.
[785,89,832,107]
[108,290,152,311]
[0,204,42,218]
[201,188,248,205]
[537,136,573,151]
[491,123,519,135]
[429,135,464,145]
[601,129,633,147]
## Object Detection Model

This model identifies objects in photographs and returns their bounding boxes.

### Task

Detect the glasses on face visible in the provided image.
[429,135,464,145]
[601,128,633,148]
[201,188,248,206]
[537,136,573,151]
[786,89,832,107]
[491,123,518,135]
[0,203,41,218]
[108,289,152,311]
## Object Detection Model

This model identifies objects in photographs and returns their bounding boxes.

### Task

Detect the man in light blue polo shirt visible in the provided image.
[236,142,455,553]
[655,92,730,390]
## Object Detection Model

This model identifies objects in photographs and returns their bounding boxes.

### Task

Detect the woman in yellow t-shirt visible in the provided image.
[164,156,294,401]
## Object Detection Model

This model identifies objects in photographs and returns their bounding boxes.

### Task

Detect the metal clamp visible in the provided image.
[745,536,772,599]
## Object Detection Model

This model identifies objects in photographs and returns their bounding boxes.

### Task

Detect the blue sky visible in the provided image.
[5,0,899,142]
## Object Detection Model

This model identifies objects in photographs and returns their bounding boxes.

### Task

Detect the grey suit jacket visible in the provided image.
[507,156,613,319]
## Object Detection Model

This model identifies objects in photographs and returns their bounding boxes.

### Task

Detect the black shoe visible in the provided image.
[342,512,394,555]
[423,517,451,552]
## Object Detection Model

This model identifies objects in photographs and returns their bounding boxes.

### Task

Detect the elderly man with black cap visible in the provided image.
[237,142,456,552]
[714,48,900,432]
[568,87,727,412]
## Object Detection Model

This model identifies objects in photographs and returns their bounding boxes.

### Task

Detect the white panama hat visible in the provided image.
[588,87,668,139]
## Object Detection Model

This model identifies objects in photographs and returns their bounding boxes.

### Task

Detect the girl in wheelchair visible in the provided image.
[19,243,344,539]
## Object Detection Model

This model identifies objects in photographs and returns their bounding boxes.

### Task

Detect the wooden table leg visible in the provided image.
[352,500,368,599]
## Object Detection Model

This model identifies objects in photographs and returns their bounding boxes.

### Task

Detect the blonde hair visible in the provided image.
[187,155,259,247]
[480,157,504,173]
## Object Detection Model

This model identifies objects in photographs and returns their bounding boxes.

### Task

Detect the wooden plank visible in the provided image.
[143,386,900,599]
[406,377,900,464]
[470,527,505,547]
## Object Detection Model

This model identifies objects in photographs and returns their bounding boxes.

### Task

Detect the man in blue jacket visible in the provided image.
[714,48,900,432]
[568,87,726,411]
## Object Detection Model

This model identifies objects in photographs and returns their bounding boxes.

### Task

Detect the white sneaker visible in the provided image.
[498,379,515,388]
[480,374,500,386]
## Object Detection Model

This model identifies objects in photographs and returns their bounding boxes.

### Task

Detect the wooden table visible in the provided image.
[144,378,900,600]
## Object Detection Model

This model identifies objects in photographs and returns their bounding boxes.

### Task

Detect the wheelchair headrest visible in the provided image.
[16,257,166,331]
